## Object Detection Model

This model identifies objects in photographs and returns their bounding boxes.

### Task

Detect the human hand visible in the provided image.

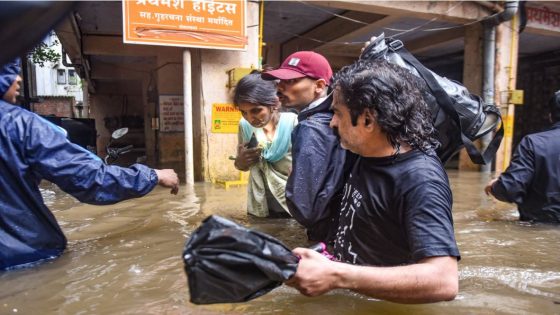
[155,169,179,194]
[285,247,339,297]
[234,143,262,171]
[484,178,498,196]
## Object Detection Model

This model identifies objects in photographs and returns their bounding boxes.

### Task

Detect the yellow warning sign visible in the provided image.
[211,103,241,133]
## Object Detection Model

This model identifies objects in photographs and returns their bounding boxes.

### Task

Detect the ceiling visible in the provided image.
[263,1,560,65]
[60,1,560,87]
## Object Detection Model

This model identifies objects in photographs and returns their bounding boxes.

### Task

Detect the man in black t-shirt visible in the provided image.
[286,59,460,304]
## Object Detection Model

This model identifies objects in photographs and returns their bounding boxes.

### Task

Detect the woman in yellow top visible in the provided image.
[233,73,297,218]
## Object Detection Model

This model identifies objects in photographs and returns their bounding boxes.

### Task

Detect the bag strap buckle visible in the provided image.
[387,39,404,51]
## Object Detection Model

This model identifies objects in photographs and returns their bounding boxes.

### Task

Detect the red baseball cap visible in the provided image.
[262,51,332,83]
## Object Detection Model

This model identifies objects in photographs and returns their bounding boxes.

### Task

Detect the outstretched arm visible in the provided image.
[26,115,177,204]
[286,248,458,304]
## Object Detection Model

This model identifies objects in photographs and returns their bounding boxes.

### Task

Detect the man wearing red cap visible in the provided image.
[262,51,355,242]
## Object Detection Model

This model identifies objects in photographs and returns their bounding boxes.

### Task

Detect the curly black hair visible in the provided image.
[332,59,439,152]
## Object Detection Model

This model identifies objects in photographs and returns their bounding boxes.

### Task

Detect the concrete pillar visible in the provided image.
[458,23,484,171]
[494,14,520,173]
[183,50,194,185]
[190,49,207,182]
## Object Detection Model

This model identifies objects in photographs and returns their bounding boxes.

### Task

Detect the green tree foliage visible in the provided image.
[28,37,61,67]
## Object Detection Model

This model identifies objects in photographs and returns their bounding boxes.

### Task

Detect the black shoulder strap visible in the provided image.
[392,42,503,165]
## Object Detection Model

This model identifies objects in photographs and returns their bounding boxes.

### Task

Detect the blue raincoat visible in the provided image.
[0,62,158,270]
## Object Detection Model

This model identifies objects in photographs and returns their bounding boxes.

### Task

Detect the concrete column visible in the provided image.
[458,23,483,171]
[183,50,194,185]
[494,14,520,173]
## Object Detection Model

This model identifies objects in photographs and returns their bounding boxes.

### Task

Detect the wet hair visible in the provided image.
[549,90,560,123]
[233,72,278,107]
[332,59,439,151]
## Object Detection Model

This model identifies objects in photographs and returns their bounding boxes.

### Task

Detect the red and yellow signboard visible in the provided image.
[122,0,247,50]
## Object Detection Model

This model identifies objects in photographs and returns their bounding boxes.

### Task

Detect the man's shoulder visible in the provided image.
[524,127,560,143]
[395,151,448,185]
[299,111,333,123]
[293,114,337,142]
[0,101,32,130]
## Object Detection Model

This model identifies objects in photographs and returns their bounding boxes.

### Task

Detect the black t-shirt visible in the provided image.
[333,149,460,266]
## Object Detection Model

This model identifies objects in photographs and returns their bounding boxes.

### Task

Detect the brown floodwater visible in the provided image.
[1,171,560,314]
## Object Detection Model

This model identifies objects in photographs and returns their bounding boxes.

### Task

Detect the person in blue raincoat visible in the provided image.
[0,59,180,270]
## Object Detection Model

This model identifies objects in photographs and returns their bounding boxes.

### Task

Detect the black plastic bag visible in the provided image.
[360,33,503,165]
[183,215,298,304]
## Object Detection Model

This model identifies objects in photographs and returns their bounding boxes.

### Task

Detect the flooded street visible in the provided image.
[1,171,560,315]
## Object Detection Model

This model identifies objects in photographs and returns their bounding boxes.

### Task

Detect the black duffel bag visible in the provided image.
[360,33,503,165]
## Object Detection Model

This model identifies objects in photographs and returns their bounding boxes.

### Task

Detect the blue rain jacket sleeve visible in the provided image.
[0,102,157,270]
[286,96,355,241]
[26,114,158,204]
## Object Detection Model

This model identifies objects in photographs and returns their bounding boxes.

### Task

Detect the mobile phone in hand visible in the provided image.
[247,132,258,148]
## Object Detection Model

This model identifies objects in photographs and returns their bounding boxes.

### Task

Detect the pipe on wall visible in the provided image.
[480,1,518,172]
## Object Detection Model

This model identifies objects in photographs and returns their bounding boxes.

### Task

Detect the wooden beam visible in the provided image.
[55,18,81,62]
[317,23,465,59]
[406,27,465,53]
[320,55,357,70]
[321,45,365,58]
[281,11,384,58]
[311,1,490,24]
[315,15,401,54]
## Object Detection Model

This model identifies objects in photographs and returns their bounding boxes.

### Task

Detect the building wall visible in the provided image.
[32,96,74,117]
[197,1,260,182]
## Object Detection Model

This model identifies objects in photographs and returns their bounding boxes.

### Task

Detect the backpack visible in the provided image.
[360,33,503,165]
